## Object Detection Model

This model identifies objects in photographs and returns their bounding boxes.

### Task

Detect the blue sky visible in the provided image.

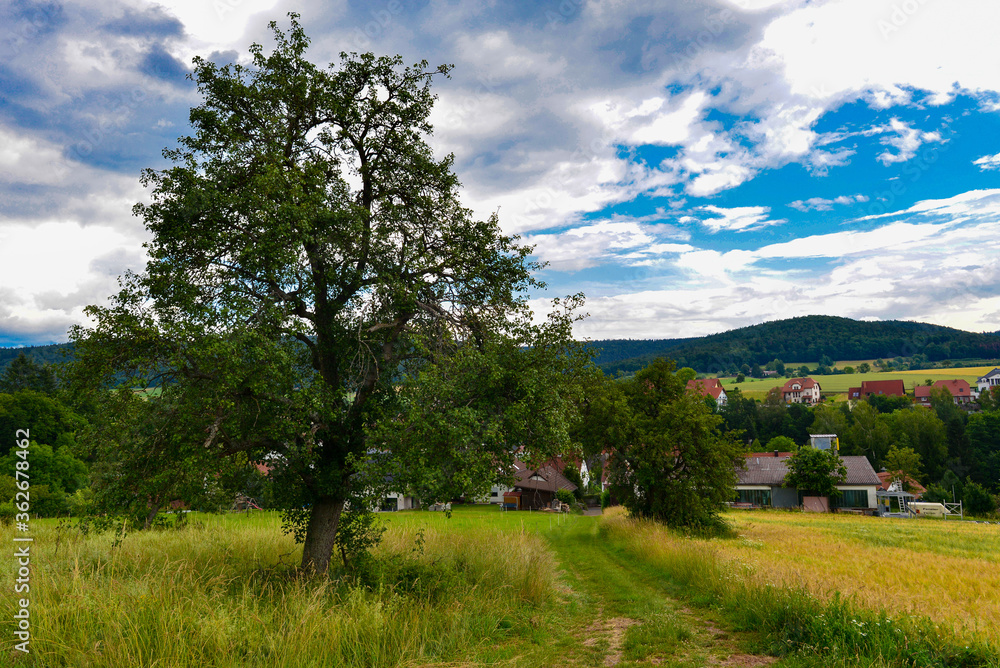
[1,0,1000,345]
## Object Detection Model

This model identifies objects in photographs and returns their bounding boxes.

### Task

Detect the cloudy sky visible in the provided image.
[2,0,1000,346]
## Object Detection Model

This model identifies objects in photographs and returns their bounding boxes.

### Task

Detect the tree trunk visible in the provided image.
[299,496,345,574]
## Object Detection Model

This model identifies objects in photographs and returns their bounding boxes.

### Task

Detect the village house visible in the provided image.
[914,379,974,407]
[685,378,728,406]
[781,377,821,404]
[735,451,880,510]
[501,460,578,510]
[977,368,1000,396]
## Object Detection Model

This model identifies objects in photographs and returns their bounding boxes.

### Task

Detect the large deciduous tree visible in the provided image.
[603,359,746,531]
[71,16,586,574]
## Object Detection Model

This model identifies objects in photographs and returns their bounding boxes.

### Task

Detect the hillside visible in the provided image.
[0,342,74,371]
[588,315,1000,376]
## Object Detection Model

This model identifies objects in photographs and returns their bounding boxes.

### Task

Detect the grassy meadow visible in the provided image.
[721,365,992,400]
[4,505,1000,666]
[0,509,564,667]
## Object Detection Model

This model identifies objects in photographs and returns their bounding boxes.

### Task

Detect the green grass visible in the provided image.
[4,506,998,667]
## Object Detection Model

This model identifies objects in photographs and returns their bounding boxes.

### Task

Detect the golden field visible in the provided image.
[604,507,1000,645]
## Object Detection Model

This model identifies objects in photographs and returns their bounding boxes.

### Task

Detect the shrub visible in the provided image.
[600,490,611,509]
[964,480,997,516]
[555,488,574,506]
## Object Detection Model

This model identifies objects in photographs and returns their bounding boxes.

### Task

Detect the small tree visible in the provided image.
[765,435,797,452]
[883,445,923,491]
[783,446,846,500]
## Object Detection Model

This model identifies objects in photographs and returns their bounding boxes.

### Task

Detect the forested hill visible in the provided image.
[588,315,1000,376]
[0,343,74,371]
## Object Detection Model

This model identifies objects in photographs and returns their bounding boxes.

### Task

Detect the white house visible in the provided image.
[977,368,1000,397]
[782,377,821,404]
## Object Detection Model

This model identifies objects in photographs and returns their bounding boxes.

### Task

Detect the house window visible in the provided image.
[381,497,398,512]
[836,490,868,508]
[491,490,498,497]
[736,489,771,507]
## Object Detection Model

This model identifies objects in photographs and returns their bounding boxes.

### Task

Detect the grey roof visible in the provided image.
[978,368,1000,381]
[737,454,880,486]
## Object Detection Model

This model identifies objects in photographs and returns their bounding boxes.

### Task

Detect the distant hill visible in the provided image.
[587,316,1000,376]
[0,343,74,372]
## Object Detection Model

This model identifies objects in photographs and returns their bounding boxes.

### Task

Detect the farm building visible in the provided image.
[736,452,880,510]
[509,460,578,510]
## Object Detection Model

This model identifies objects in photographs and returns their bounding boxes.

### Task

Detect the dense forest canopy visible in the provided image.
[587,315,1000,376]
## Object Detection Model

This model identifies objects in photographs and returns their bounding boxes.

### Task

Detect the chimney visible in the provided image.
[774,450,779,457]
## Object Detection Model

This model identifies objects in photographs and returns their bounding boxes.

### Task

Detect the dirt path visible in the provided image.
[543,518,783,667]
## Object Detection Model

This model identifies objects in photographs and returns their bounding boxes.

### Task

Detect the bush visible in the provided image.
[600,490,611,509]
[555,488,574,506]
[964,480,997,516]
[920,483,951,504]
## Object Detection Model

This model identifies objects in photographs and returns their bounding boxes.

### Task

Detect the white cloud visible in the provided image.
[973,153,1000,171]
[0,221,147,342]
[524,217,691,271]
[698,205,784,233]
[875,118,943,166]
[788,194,869,212]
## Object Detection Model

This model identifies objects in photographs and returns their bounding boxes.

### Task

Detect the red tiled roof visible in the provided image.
[914,385,932,398]
[933,379,971,396]
[781,377,818,391]
[876,471,926,496]
[686,378,726,400]
[860,379,906,397]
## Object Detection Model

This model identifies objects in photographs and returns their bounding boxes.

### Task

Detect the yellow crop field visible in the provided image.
[702,510,1000,643]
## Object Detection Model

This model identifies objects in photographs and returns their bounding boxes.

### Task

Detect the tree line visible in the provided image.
[592,315,1000,376]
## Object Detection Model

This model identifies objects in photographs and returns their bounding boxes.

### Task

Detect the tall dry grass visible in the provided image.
[0,512,556,667]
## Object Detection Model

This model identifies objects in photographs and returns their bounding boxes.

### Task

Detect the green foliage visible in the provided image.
[335,509,387,571]
[735,372,745,383]
[0,390,87,458]
[764,435,797,452]
[920,483,951,504]
[783,446,847,498]
[0,353,57,394]
[0,442,88,516]
[591,315,1000,375]
[886,408,947,481]
[561,465,584,499]
[883,445,923,492]
[555,488,575,506]
[69,17,585,573]
[867,394,912,413]
[600,489,611,509]
[676,367,697,384]
[604,359,747,530]
[842,401,892,469]
[809,403,848,436]
[964,479,997,516]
